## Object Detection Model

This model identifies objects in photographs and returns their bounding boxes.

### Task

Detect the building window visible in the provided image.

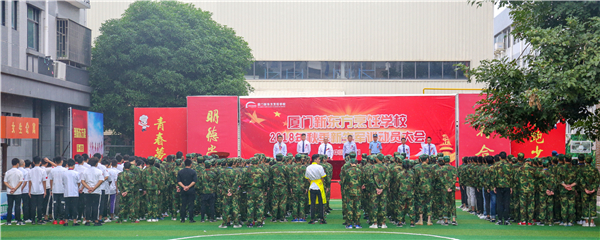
[57,19,67,57]
[2,1,6,26]
[11,0,16,29]
[247,61,469,80]
[27,5,40,50]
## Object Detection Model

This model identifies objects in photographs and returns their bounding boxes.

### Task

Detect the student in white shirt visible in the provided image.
[41,158,56,222]
[4,158,24,225]
[397,137,411,159]
[81,157,105,226]
[305,154,327,224]
[49,156,67,224]
[97,159,111,222]
[28,157,48,224]
[296,133,311,155]
[318,137,334,159]
[116,155,124,171]
[273,135,287,158]
[342,135,357,158]
[21,160,32,223]
[62,159,81,226]
[107,160,121,220]
[73,156,88,222]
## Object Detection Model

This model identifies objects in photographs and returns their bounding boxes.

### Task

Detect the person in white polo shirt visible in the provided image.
[62,159,81,226]
[81,157,105,226]
[4,158,24,226]
[49,156,67,225]
[28,157,47,225]
[21,160,32,223]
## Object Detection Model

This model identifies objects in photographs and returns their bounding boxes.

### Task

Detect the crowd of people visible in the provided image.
[3,147,599,230]
[458,153,599,227]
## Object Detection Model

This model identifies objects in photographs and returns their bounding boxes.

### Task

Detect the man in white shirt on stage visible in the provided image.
[297,133,311,156]
[318,137,334,159]
[343,135,357,158]
[273,135,287,158]
[422,137,437,156]
[397,137,410,159]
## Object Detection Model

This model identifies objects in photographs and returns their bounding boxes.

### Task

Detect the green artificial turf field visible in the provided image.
[1,200,598,240]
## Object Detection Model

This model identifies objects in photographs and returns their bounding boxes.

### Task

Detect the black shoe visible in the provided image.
[63,223,69,226]
[189,220,196,223]
[410,224,415,227]
[85,222,91,226]
[452,221,457,226]
[496,221,503,225]
[94,222,103,226]
[201,219,205,223]
[320,220,327,224]
[181,219,186,223]
[308,220,315,224]
[73,223,80,226]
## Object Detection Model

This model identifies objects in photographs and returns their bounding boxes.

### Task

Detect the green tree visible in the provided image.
[90,1,253,138]
[463,1,600,141]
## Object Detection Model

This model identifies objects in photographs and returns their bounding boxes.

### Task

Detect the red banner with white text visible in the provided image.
[71,109,88,157]
[134,108,187,159]
[511,123,566,158]
[458,94,511,165]
[187,96,239,157]
[240,96,456,165]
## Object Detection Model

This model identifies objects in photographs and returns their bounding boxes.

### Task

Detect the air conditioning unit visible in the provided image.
[494,42,505,51]
[54,61,67,80]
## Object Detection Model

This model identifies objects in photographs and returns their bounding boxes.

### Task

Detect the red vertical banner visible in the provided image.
[511,123,566,158]
[134,108,187,159]
[72,109,88,157]
[187,96,239,157]
[458,94,511,165]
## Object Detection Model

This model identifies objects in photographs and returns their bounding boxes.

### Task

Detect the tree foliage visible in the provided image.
[463,1,600,142]
[90,1,253,138]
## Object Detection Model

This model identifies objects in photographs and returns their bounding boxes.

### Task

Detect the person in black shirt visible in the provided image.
[177,160,197,223]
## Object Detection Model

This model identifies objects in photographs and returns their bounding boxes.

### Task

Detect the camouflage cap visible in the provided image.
[419,154,428,161]
[350,158,357,164]
[508,154,514,159]
[250,157,258,164]
[443,155,450,163]
[565,153,572,160]
[399,155,405,161]
[437,153,444,158]
[511,157,518,163]
[361,153,368,159]
[295,154,303,160]
[349,152,357,159]
[578,154,585,161]
[542,160,549,167]
[376,154,384,161]
[276,154,283,161]
[572,159,579,165]
[185,153,193,159]
[517,153,525,160]
[585,155,593,163]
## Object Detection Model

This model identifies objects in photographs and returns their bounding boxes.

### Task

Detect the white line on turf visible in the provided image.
[169,231,459,240]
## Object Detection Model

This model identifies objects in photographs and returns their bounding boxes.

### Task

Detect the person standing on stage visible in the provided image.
[422,137,437,156]
[273,135,287,158]
[369,134,382,155]
[343,135,357,158]
[297,133,311,156]
[397,138,410,159]
[318,137,334,159]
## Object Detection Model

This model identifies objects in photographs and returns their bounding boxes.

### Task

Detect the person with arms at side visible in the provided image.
[369,134,382,155]
[422,137,437,156]
[62,159,81,226]
[273,135,287,158]
[49,156,67,225]
[343,135,357,158]
[297,133,311,156]
[397,138,410,159]
[305,154,327,224]
[318,137,334,160]
[4,158,24,226]
[29,157,47,225]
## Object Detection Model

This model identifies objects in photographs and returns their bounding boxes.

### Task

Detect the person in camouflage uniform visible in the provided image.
[271,154,290,222]
[199,159,217,222]
[430,155,443,223]
[368,154,389,228]
[291,154,308,223]
[340,154,351,225]
[343,154,363,229]
[490,152,514,225]
[395,159,416,227]
[580,155,599,227]
[129,158,143,222]
[414,154,433,226]
[439,156,457,226]
[143,157,163,222]
[241,157,269,227]
[511,153,524,222]
[320,155,333,213]
[537,159,556,226]
[558,155,579,226]
[388,155,403,225]
[516,159,536,225]
[117,162,135,223]
[218,159,241,228]
[360,155,374,221]
[162,155,175,219]
[170,158,184,221]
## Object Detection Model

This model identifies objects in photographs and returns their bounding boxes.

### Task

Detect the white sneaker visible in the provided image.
[147,219,153,222]
[590,223,596,227]
[153,219,159,222]
[172,218,177,221]
[233,224,242,228]
[381,224,388,229]
[218,224,227,228]
[582,222,590,227]
[479,215,486,220]
[25,220,32,223]
[6,223,11,226]
[436,220,442,224]
[105,219,112,223]
[369,224,378,228]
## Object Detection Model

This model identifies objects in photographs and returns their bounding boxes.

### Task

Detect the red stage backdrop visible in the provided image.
[511,123,566,158]
[458,94,511,165]
[187,96,239,157]
[134,108,187,159]
[71,109,88,157]
[240,96,456,179]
